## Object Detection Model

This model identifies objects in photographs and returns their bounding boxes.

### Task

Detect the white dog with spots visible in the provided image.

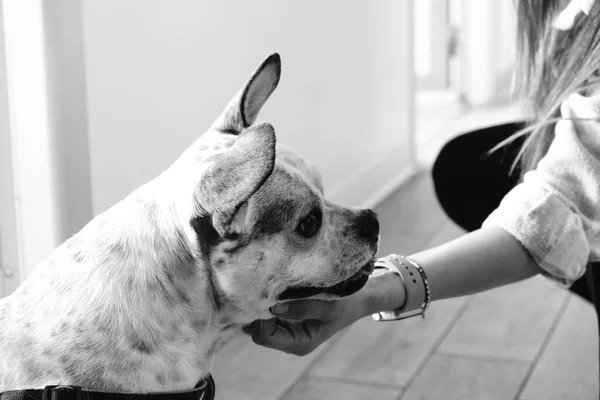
[0,54,379,394]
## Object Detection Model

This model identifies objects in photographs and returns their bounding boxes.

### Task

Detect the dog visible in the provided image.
[0,53,379,395]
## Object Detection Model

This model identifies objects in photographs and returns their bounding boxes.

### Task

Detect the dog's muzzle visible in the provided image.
[278,259,375,301]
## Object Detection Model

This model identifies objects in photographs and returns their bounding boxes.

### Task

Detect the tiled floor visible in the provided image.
[210,171,599,400]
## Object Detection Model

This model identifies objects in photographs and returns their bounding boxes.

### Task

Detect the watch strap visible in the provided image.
[372,254,431,321]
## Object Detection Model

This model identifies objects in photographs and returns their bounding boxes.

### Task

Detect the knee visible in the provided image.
[432,134,468,190]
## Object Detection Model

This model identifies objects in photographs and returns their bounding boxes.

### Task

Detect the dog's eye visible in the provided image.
[295,208,322,238]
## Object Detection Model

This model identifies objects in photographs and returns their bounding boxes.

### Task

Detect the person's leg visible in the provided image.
[572,269,594,303]
[582,262,600,385]
[431,122,593,303]
[432,122,525,232]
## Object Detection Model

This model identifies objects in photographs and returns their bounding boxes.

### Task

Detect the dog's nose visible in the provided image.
[354,209,379,239]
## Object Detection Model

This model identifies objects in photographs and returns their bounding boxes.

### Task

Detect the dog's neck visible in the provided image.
[55,182,239,390]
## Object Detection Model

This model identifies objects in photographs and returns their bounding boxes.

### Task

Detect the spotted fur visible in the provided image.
[0,53,379,393]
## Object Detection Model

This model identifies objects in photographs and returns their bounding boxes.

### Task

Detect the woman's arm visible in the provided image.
[363,226,540,315]
[247,226,540,355]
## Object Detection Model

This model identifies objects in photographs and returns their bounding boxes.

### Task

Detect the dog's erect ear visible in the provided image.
[212,53,281,134]
[197,122,276,236]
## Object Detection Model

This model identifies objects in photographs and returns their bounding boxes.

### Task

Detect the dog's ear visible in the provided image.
[212,53,281,134]
[197,122,276,236]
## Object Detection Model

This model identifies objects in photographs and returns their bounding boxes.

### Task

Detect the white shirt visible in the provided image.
[483,91,600,286]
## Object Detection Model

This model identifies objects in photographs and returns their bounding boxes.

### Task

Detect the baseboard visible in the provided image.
[328,144,419,209]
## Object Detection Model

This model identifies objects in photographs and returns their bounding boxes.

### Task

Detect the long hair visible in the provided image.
[508,0,600,176]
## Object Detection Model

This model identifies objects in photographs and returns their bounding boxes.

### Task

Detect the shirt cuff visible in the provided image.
[482,182,589,287]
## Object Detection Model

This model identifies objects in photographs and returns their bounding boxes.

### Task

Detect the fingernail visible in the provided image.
[270,303,289,315]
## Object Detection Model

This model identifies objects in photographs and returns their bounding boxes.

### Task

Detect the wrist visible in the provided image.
[361,269,407,317]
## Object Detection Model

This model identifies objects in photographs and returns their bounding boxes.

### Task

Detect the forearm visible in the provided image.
[363,226,540,316]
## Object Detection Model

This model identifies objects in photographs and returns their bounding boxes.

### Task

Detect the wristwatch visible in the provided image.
[372,254,431,321]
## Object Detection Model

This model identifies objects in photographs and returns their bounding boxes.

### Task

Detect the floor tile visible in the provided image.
[308,296,467,386]
[519,294,599,400]
[282,378,400,400]
[439,276,568,362]
[401,353,528,400]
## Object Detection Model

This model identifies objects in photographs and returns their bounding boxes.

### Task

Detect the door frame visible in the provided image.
[0,0,64,296]
[0,2,21,297]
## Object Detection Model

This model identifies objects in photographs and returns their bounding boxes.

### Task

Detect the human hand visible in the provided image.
[243,270,406,356]
[242,294,367,356]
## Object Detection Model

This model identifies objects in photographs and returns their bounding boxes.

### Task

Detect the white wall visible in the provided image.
[81,0,416,213]
[1,1,415,288]
[44,0,93,239]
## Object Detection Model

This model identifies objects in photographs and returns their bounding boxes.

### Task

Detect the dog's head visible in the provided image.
[169,54,378,322]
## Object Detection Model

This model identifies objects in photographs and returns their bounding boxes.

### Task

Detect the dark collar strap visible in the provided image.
[0,374,215,400]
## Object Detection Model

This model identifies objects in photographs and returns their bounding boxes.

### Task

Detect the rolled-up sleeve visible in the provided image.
[482,92,600,286]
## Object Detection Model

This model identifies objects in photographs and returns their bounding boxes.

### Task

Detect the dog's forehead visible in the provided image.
[276,145,323,194]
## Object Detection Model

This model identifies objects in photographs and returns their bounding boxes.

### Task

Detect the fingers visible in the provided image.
[243,298,365,356]
[244,318,323,356]
[270,299,341,321]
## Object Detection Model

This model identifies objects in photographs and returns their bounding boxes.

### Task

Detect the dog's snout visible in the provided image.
[354,209,379,239]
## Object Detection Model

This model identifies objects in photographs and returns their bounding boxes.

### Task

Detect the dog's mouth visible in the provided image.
[278,259,376,301]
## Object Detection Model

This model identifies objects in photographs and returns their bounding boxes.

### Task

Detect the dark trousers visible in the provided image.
[431,121,600,331]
